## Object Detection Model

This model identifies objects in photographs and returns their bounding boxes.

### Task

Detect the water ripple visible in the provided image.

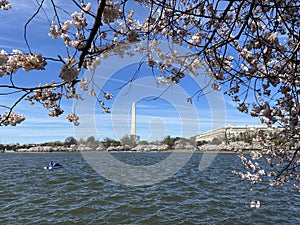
[0,152,299,224]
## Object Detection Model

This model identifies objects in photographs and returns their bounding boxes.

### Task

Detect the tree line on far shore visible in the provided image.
[0,135,187,151]
[1,129,274,152]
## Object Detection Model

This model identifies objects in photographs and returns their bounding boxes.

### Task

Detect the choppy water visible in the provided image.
[0,152,299,225]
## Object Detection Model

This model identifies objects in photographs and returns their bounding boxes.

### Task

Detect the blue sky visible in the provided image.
[0,0,263,144]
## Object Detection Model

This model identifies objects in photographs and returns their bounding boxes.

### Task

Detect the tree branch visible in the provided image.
[78,0,106,69]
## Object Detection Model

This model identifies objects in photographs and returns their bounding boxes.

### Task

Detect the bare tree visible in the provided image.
[120,134,139,148]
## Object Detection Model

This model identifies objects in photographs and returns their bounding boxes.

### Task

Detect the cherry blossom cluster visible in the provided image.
[0,112,25,126]
[86,57,101,71]
[232,154,265,184]
[78,77,89,91]
[103,1,121,24]
[104,92,113,100]
[234,126,300,190]
[97,92,113,113]
[26,83,64,117]
[0,50,46,76]
[67,113,79,126]
[48,5,89,49]
[59,58,79,82]
[134,41,208,88]
[0,0,10,10]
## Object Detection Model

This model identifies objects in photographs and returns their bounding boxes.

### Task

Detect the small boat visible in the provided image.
[44,163,63,170]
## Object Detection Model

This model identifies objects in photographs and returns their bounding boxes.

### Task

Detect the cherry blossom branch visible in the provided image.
[78,0,106,68]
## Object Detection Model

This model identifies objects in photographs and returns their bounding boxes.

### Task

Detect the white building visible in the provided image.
[195,124,269,144]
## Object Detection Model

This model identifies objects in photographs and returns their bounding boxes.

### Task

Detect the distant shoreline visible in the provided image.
[1,149,247,154]
[1,139,263,154]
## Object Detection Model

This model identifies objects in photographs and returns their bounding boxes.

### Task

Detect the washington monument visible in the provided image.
[131,102,136,136]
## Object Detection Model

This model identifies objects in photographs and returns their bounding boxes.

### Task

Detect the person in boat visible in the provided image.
[48,161,62,168]
[48,161,55,167]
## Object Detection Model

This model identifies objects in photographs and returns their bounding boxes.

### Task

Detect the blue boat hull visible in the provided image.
[44,165,63,170]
